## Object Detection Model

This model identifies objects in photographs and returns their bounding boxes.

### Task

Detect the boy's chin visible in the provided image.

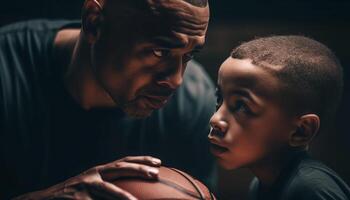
[216,158,244,170]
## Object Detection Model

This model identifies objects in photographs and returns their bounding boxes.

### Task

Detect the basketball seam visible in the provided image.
[109,177,200,198]
[168,168,206,200]
[158,178,201,199]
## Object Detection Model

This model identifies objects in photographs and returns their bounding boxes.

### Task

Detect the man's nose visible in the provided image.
[156,59,184,90]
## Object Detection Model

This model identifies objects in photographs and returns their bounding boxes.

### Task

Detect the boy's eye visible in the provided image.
[229,100,253,116]
[215,87,223,111]
[152,49,171,58]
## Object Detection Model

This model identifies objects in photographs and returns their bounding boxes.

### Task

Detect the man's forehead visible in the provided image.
[102,0,209,48]
[146,0,209,37]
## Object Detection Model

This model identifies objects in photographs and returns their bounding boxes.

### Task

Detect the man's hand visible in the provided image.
[13,156,161,200]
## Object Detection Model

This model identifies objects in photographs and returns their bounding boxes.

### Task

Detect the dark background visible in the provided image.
[1,1,349,199]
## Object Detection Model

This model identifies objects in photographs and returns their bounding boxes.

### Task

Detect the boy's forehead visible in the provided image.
[218,58,281,98]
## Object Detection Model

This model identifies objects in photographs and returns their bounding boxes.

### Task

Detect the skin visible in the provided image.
[208,57,319,188]
[15,0,209,199]
[63,0,209,118]
[14,156,161,200]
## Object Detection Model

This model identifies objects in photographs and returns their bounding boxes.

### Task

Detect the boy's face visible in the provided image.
[208,58,298,169]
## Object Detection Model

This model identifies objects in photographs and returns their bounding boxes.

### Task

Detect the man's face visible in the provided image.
[90,0,209,118]
[208,58,297,170]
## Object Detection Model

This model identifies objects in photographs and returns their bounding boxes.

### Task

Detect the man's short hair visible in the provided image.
[102,0,208,43]
[185,0,208,7]
[231,36,343,133]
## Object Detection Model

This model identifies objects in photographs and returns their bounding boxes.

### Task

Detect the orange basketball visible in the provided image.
[112,166,216,200]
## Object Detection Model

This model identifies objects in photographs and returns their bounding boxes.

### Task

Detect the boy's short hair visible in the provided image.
[231,35,343,133]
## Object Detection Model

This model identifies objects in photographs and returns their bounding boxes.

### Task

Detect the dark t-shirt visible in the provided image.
[249,152,350,200]
[0,20,216,199]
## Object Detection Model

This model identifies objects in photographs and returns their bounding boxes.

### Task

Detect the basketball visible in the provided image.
[112,166,216,200]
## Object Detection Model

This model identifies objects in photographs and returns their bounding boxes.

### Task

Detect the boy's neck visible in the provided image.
[249,149,306,190]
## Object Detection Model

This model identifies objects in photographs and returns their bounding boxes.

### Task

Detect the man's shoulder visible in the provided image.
[184,60,214,88]
[0,19,78,60]
[168,60,215,114]
[284,158,350,200]
[0,20,79,122]
[179,60,215,102]
[0,19,77,36]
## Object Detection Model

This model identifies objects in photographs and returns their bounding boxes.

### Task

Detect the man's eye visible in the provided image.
[152,49,170,58]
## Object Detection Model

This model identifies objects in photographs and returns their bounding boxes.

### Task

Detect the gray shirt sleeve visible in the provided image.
[285,167,350,200]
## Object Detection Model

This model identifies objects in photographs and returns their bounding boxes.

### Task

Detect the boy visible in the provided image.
[208,35,350,200]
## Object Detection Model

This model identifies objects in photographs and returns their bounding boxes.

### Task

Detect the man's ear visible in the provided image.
[289,114,320,148]
[82,0,104,44]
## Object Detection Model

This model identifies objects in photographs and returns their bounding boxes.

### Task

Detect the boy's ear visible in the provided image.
[289,114,320,148]
[82,0,104,44]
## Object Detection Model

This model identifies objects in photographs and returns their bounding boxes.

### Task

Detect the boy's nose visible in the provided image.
[209,114,228,138]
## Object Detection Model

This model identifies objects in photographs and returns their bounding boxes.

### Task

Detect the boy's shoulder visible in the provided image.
[282,156,350,200]
[249,154,350,200]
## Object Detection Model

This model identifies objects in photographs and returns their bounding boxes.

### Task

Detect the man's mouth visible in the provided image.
[142,95,172,110]
[145,88,175,97]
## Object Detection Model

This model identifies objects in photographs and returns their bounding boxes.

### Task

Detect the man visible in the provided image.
[0,0,215,199]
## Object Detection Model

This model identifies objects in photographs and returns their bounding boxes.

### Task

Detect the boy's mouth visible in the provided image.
[209,142,229,156]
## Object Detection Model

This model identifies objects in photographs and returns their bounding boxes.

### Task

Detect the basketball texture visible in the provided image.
[112,166,216,200]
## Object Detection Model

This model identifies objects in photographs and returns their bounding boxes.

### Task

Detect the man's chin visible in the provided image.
[123,107,154,119]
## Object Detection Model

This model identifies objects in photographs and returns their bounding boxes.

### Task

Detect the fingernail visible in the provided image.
[152,158,161,165]
[148,168,159,177]
[128,196,138,200]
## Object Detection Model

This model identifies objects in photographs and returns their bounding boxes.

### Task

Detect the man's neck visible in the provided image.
[53,29,116,110]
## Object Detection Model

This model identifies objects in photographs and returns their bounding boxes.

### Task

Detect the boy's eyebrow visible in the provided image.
[230,89,252,100]
[218,80,262,106]
[228,88,262,106]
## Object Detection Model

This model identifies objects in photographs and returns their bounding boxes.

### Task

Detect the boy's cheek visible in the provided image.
[218,142,265,169]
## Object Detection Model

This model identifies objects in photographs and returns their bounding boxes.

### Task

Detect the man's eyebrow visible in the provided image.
[150,36,187,48]
[229,89,261,106]
[150,36,205,50]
